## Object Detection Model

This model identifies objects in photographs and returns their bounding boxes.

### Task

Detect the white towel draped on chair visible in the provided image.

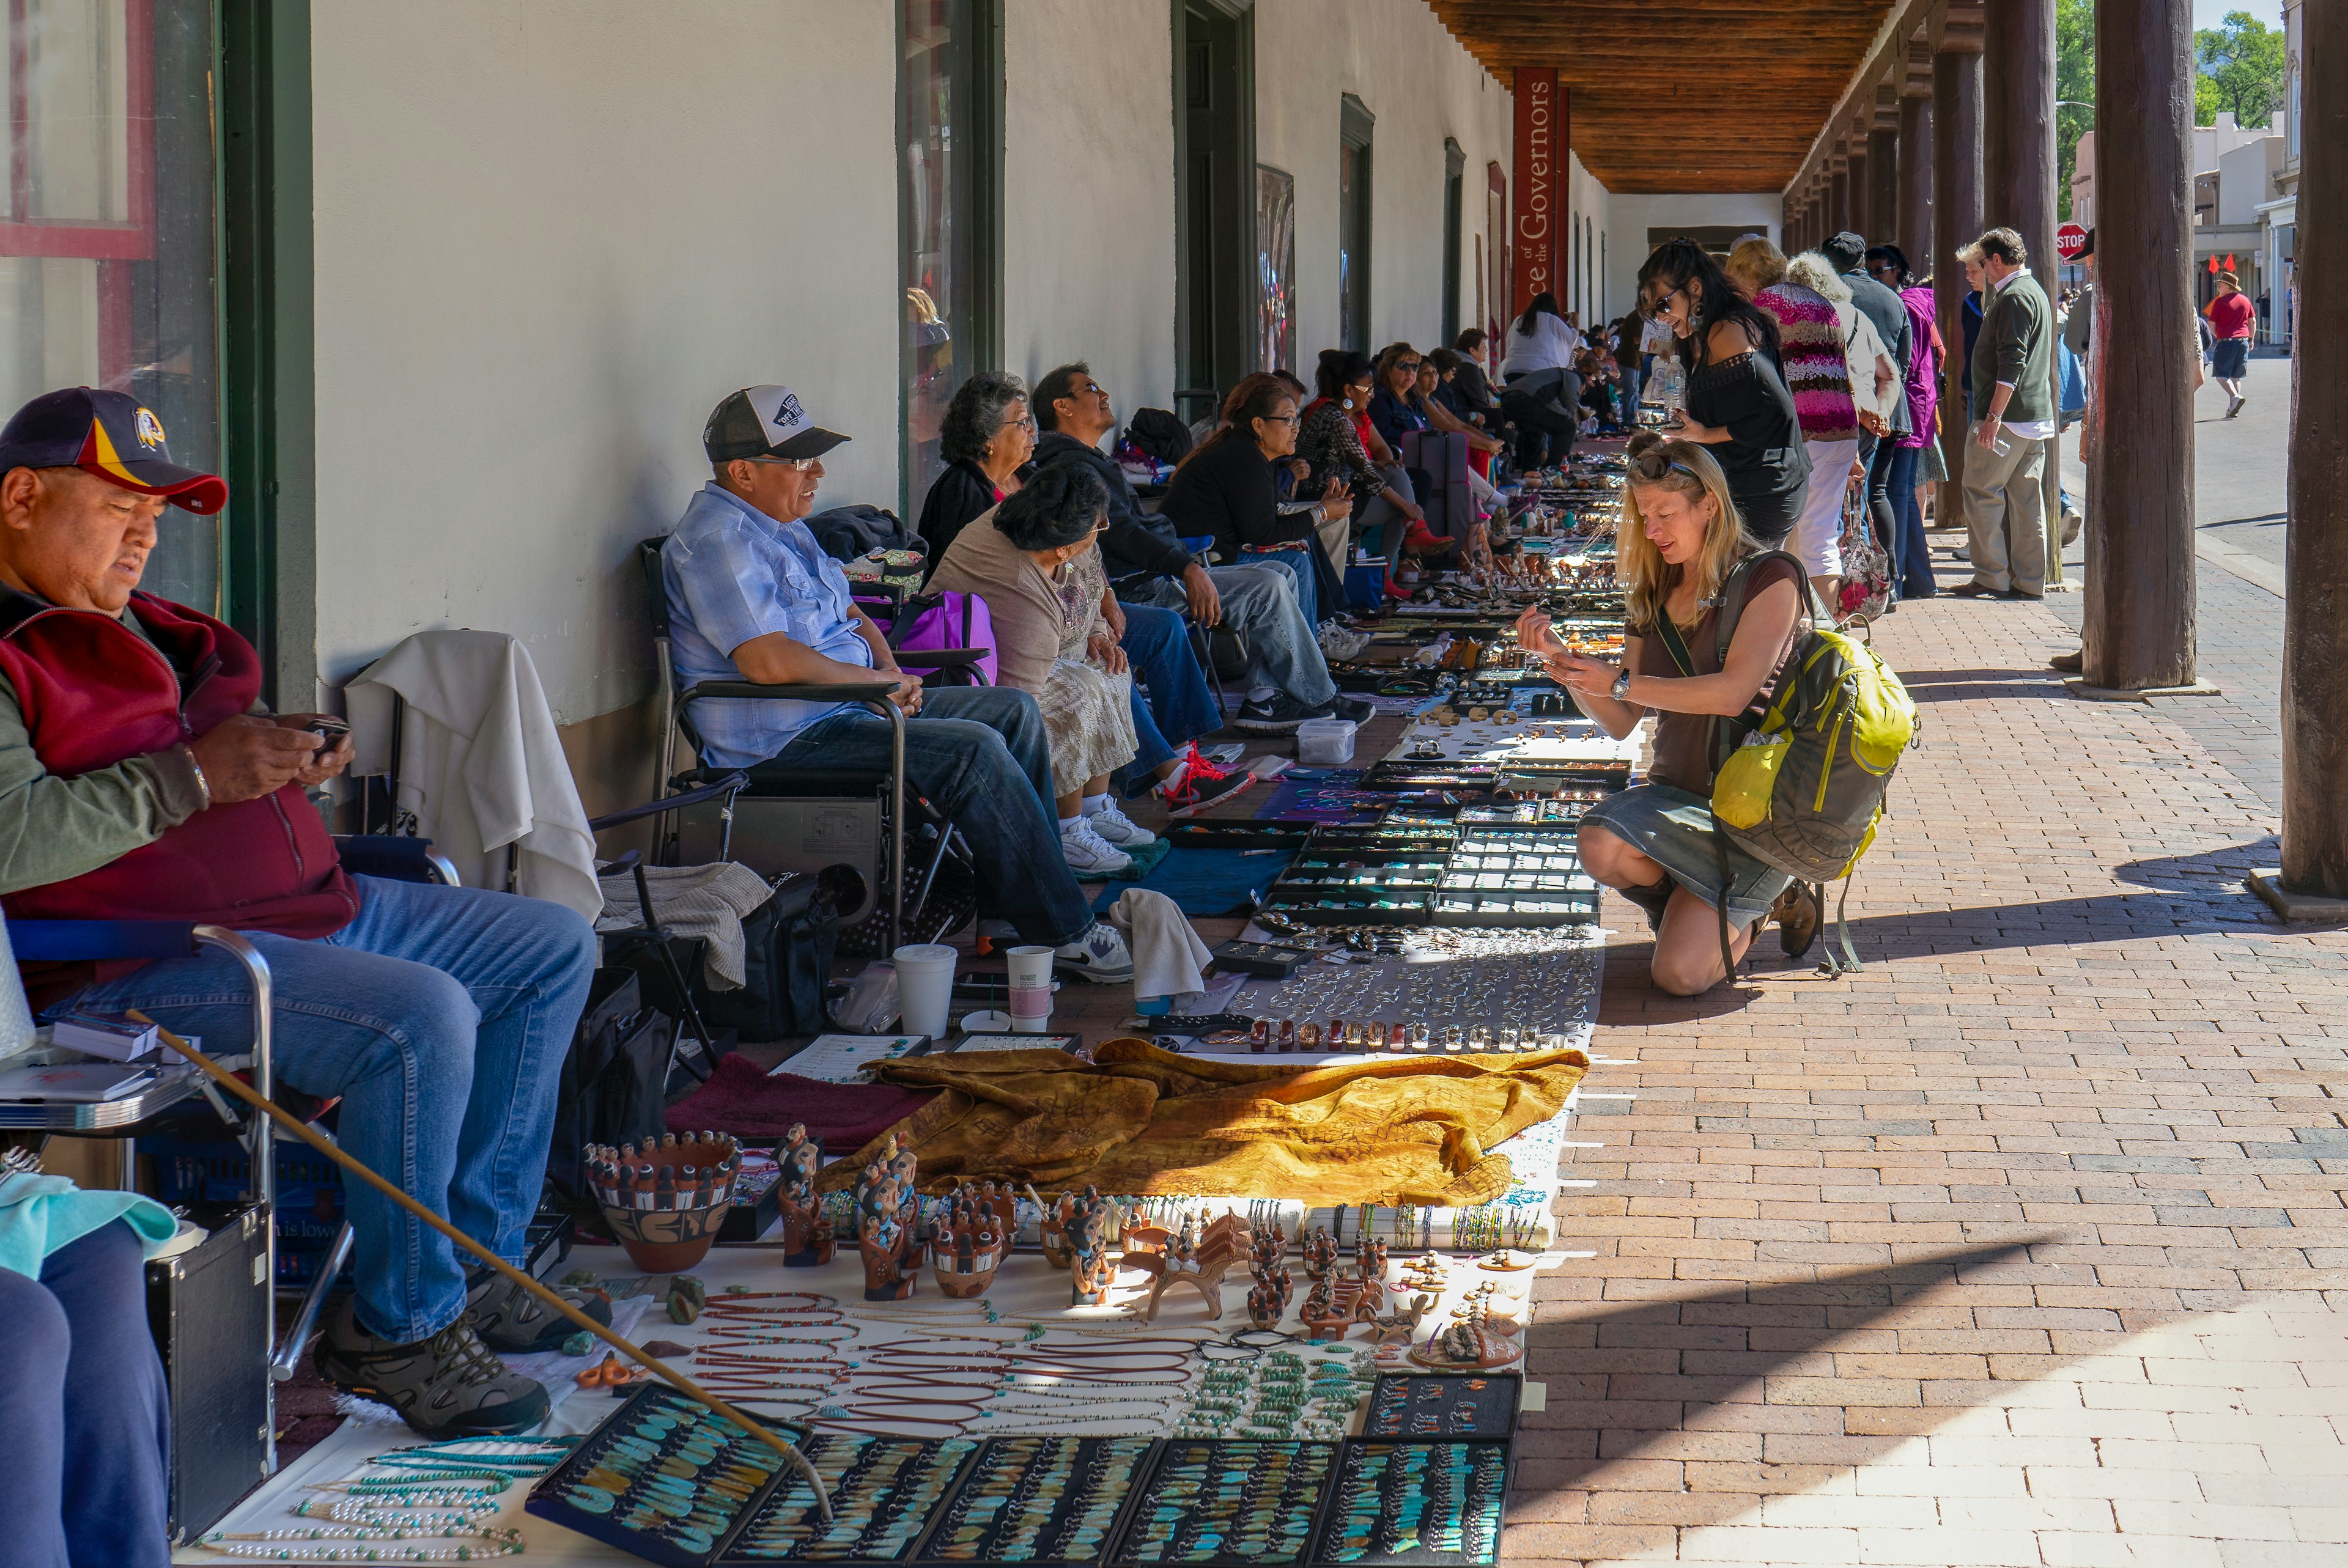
[345,630,602,924]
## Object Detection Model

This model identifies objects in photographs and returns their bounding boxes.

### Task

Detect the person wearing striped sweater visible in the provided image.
[1727,237,1860,603]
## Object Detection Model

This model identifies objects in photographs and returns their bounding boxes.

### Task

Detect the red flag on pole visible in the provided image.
[2207,255,2220,272]
[2224,253,2237,271]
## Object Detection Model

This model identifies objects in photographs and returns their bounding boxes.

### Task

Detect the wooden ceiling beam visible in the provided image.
[1784,0,1940,196]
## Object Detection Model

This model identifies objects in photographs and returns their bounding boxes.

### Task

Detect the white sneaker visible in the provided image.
[1086,800,1157,848]
[1059,816,1132,877]
[1054,922,1135,984]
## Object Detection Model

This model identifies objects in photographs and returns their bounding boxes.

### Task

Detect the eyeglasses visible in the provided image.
[1395,361,1422,374]
[1261,412,1303,427]
[1005,414,1038,434]
[742,455,821,473]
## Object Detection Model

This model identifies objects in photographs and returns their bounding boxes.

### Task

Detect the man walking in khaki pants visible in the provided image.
[1950,227,2056,601]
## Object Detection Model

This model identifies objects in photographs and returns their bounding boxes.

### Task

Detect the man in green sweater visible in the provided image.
[1951,227,2056,600]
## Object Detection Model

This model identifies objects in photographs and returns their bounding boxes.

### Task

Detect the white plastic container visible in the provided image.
[1295,717,1358,765]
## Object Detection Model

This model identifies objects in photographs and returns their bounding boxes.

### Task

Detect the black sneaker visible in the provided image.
[465,1265,611,1354]
[1235,694,1337,733]
[312,1300,550,1438]
[1330,694,1375,723]
[1162,766,1257,819]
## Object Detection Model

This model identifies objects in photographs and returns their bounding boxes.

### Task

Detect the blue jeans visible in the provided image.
[755,685,1095,947]
[1888,443,1933,598]
[1246,550,1320,631]
[0,1221,169,1568]
[64,878,597,1343]
[1114,603,1219,797]
[1123,565,1335,707]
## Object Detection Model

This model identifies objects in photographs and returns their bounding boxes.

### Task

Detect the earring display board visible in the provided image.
[1109,1440,1338,1566]
[1359,1375,1519,1442]
[911,1435,1156,1567]
[717,1432,979,1564]
[1310,1442,1510,1567]
[524,1386,805,1568]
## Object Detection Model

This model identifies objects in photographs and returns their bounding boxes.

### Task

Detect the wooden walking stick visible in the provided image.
[125,1012,835,1522]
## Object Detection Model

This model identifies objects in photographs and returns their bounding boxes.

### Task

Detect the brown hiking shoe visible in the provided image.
[312,1299,550,1437]
[465,1265,610,1354]
[1771,885,1820,959]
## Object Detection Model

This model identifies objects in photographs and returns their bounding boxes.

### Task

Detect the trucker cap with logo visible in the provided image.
[0,386,228,515]
[703,385,852,465]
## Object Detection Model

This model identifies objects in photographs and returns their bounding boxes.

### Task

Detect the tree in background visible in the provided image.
[2056,0,2092,221]
[2193,10,2287,128]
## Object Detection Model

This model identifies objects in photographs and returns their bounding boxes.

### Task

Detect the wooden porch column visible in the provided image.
[1899,90,1934,272]
[1869,125,1900,245]
[1899,41,1935,271]
[1933,32,1984,534]
[2084,0,2195,688]
[1848,149,1872,238]
[2281,0,2348,891]
[1831,166,1851,235]
[1984,0,2064,584]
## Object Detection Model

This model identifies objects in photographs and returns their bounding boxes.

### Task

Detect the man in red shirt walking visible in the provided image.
[2206,270,2258,418]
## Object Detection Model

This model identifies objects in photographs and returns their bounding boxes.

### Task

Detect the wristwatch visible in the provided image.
[1611,667,1632,702]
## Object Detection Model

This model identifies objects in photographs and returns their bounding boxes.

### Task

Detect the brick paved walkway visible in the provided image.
[1512,589,2348,1566]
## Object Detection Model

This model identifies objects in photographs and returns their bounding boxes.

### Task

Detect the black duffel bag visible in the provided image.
[547,968,674,1204]
[694,874,838,1042]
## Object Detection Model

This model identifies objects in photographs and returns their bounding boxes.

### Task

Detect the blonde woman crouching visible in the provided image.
[1515,440,1812,994]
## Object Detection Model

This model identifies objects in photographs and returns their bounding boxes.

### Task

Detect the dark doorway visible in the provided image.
[1442,138,1465,348]
[1339,95,1375,353]
[1173,1,1254,422]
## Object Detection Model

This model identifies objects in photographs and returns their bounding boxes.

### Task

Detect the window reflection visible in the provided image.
[0,0,218,609]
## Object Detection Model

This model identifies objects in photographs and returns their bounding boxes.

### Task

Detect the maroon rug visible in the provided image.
[665,1053,936,1149]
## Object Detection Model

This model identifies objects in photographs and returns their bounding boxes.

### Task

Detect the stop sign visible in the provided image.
[2056,223,2089,261]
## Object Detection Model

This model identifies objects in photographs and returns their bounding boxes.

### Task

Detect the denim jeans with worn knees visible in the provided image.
[1128,565,1336,707]
[0,1221,171,1568]
[61,877,598,1344]
[756,685,1095,948]
[1113,603,1219,795]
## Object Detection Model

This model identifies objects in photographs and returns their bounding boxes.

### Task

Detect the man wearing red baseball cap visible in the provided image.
[0,388,602,1564]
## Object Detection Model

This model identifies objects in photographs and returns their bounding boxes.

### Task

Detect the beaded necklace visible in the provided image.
[194,1528,524,1562]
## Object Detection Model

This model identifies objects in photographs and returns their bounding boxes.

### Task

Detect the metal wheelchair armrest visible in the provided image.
[588,771,749,834]
[331,834,462,887]
[674,680,910,950]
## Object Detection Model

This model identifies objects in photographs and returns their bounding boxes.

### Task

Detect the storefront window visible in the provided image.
[1,0,218,609]
[1338,97,1373,354]
[899,0,997,518]
[1255,164,1294,374]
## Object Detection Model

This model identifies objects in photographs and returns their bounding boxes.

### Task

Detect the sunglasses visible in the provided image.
[1628,450,1699,484]
[742,455,821,473]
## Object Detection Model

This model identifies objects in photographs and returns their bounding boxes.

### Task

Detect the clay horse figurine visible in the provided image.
[775,1124,833,1269]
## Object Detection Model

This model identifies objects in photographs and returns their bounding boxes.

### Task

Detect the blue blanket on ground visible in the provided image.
[1088,847,1296,916]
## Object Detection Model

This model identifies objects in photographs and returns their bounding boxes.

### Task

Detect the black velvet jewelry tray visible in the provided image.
[523,1385,814,1568]
[713,1431,984,1566]
[909,1435,1161,1568]
[1107,1438,1342,1567]
[1162,823,1316,850]
[1358,1375,1521,1442]
[1307,1440,1513,1567]
[1257,893,1433,927]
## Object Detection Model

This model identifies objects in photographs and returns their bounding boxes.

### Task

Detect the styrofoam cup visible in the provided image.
[1005,945,1055,989]
[1010,1014,1052,1034]
[892,944,958,1040]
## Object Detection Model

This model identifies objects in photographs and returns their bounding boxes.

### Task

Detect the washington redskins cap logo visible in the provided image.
[0,386,228,514]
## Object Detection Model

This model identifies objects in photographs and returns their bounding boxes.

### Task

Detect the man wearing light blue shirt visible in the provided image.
[662,386,1132,981]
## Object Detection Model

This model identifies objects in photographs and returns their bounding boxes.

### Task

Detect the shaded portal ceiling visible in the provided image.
[1427,0,1903,193]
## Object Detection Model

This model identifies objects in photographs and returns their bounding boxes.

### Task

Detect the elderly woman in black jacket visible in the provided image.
[917,370,1035,561]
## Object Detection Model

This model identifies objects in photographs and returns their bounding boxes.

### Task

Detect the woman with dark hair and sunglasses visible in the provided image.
[1161,375,1365,722]
[1513,440,1815,993]
[1638,238,1811,544]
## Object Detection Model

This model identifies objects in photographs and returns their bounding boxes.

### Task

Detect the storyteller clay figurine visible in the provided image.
[1302,1226,1337,1280]
[776,1124,833,1268]
[1067,1199,1117,1306]
[928,1193,1008,1298]
[857,1165,922,1301]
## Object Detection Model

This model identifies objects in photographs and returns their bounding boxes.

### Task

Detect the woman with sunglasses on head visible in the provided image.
[1637,238,1811,547]
[1513,440,1815,993]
